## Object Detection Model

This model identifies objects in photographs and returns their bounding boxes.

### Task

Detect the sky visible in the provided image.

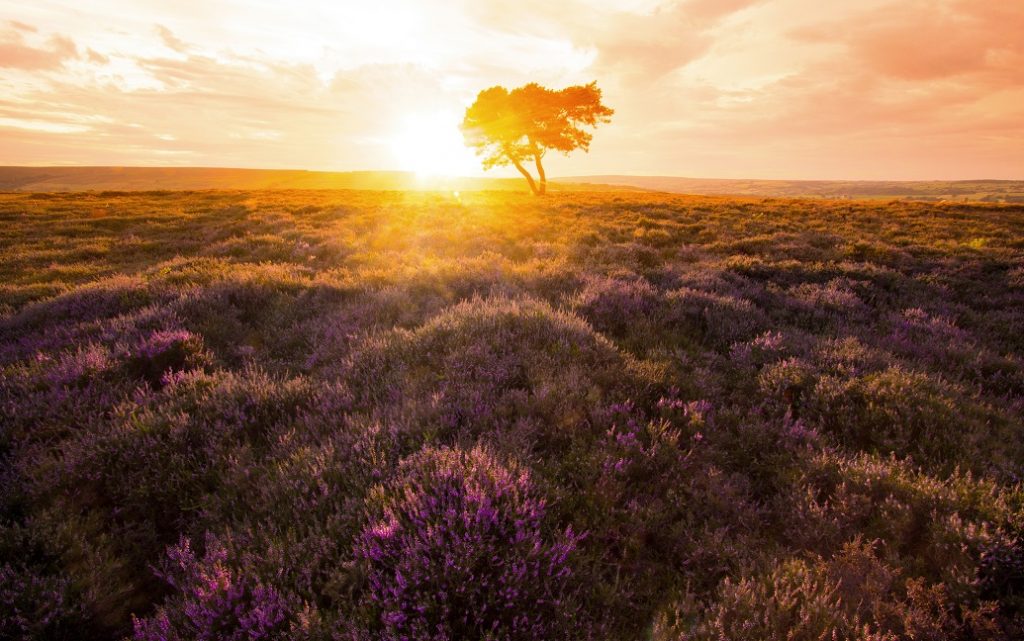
[0,0,1021,180]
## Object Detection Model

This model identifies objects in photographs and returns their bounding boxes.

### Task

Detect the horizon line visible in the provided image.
[1,165,1021,184]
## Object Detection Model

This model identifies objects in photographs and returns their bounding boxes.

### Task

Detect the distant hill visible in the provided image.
[560,175,1024,202]
[0,167,641,194]
[1,167,1022,201]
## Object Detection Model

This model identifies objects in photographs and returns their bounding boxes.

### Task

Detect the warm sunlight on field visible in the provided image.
[2,189,1023,640]
[388,111,480,177]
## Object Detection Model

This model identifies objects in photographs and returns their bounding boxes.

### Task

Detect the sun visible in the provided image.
[388,111,479,178]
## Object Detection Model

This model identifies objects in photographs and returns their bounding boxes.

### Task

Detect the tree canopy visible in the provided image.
[461,82,613,195]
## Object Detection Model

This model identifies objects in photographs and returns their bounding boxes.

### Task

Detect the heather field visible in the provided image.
[3,189,1024,640]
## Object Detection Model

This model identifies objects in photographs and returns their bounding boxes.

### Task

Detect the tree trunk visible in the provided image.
[511,158,539,195]
[533,153,547,195]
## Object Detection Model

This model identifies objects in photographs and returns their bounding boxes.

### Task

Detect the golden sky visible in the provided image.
[1,0,1021,179]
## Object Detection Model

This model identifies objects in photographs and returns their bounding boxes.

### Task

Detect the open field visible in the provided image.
[2,190,1024,640]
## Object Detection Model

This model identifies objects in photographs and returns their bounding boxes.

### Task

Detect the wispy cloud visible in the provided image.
[0,24,78,70]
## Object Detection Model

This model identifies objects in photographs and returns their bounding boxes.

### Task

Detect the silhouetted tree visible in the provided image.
[461,82,613,195]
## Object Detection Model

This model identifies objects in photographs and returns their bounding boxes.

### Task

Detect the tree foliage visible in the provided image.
[461,82,613,195]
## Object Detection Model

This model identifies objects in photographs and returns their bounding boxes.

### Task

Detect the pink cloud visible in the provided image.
[0,29,78,70]
[86,48,109,64]
[155,25,189,53]
[683,0,761,23]
[458,0,761,82]
[8,20,37,33]
[793,1,1024,84]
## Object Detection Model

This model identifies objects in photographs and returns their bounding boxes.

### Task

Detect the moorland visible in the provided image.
[2,189,1023,640]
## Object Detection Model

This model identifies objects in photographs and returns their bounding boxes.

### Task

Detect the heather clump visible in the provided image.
[199,411,400,614]
[580,397,764,624]
[16,368,319,627]
[807,366,1018,474]
[50,367,317,527]
[0,561,84,641]
[664,286,769,349]
[124,329,211,389]
[784,451,1022,598]
[756,357,818,418]
[355,445,588,640]
[979,536,1024,628]
[0,323,176,445]
[206,232,309,263]
[884,307,1024,398]
[132,534,294,641]
[3,274,152,328]
[655,539,1006,641]
[344,296,650,450]
[728,330,792,370]
[167,264,320,368]
[785,277,870,328]
[570,274,663,338]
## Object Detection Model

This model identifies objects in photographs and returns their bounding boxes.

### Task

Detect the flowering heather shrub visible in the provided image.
[979,536,1024,624]
[786,277,869,328]
[199,409,404,613]
[570,274,662,338]
[207,232,307,263]
[885,307,1024,398]
[51,366,316,524]
[672,263,746,292]
[576,239,662,273]
[125,329,211,389]
[0,562,82,641]
[657,549,876,640]
[133,534,292,641]
[17,368,319,628]
[655,539,1005,641]
[581,397,766,622]
[356,445,587,640]
[0,363,113,447]
[806,366,1018,473]
[168,264,321,368]
[815,277,870,309]
[3,273,152,328]
[728,330,790,370]
[784,451,1021,595]
[664,286,769,349]
[811,335,890,379]
[892,307,971,346]
[757,357,817,418]
[345,296,650,449]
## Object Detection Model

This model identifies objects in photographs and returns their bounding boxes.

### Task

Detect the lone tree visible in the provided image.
[461,82,613,195]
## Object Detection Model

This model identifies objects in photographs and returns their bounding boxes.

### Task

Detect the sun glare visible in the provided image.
[388,111,479,178]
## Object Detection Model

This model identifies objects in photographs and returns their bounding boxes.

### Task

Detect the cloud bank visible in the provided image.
[1,0,1021,179]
